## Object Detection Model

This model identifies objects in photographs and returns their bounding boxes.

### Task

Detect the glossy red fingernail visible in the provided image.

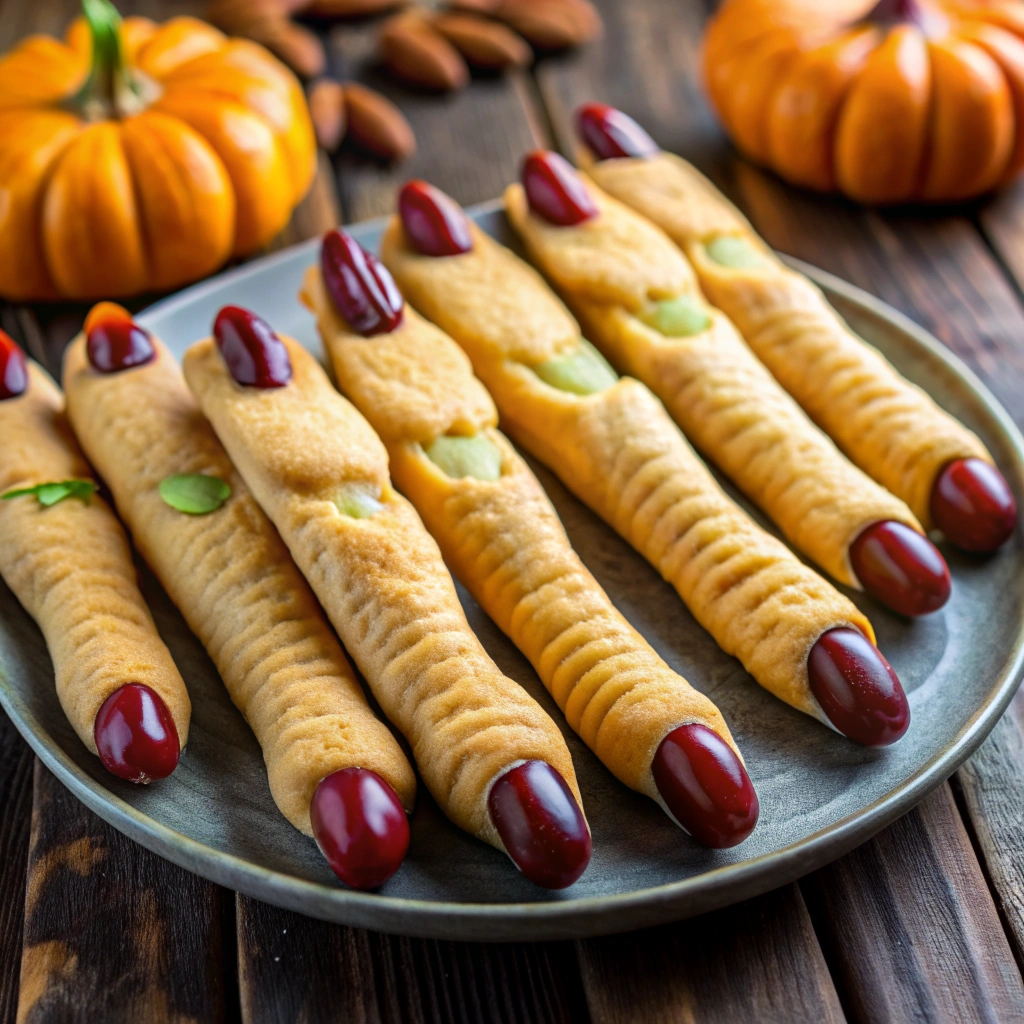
[86,311,155,374]
[931,458,1017,552]
[398,180,473,257]
[310,768,410,890]
[522,150,598,226]
[652,724,759,848]
[94,683,180,783]
[808,627,910,745]
[321,229,404,337]
[576,103,659,161]
[849,520,951,616]
[213,306,292,388]
[0,330,28,400]
[488,761,591,889]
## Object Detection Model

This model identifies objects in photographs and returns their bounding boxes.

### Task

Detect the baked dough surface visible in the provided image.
[63,336,415,833]
[586,152,992,527]
[505,180,920,587]
[381,219,873,724]
[184,334,580,850]
[303,265,738,802]
[0,363,189,754]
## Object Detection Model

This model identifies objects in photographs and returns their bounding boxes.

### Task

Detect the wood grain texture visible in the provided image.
[327,20,546,221]
[954,688,1024,968]
[0,718,33,1024]
[237,897,588,1024]
[803,785,1024,1024]
[15,762,232,1024]
[577,885,845,1024]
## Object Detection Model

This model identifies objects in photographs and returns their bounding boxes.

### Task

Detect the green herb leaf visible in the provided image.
[2,479,97,507]
[159,474,231,515]
[425,434,503,482]
[705,236,767,270]
[336,484,384,519]
[533,340,618,396]
[640,295,711,338]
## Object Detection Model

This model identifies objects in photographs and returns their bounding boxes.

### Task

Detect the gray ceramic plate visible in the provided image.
[1,203,1023,941]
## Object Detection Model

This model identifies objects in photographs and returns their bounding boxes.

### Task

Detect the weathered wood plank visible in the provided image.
[237,897,588,1024]
[327,21,547,221]
[577,885,845,1024]
[953,688,1024,967]
[15,762,231,1024]
[803,785,1024,1023]
[0,720,33,1024]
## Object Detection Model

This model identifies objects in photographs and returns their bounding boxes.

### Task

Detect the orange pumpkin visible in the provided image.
[0,0,316,301]
[702,0,1024,203]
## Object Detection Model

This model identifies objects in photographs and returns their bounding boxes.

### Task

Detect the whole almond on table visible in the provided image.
[379,13,469,91]
[431,13,530,70]
[493,0,602,49]
[308,79,347,151]
[301,0,411,16]
[343,83,417,161]
[207,0,326,77]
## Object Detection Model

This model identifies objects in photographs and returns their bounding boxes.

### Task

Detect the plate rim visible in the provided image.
[2,203,1022,941]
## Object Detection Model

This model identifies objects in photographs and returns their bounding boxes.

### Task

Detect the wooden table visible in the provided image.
[3,1,1024,1021]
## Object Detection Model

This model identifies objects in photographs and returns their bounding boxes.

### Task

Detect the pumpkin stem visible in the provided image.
[71,0,154,120]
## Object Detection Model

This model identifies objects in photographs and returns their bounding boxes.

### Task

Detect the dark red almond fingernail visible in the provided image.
[931,458,1017,553]
[398,180,473,257]
[86,302,155,374]
[0,330,28,400]
[849,520,951,616]
[522,150,598,226]
[94,683,180,783]
[213,306,292,388]
[808,627,910,746]
[310,767,410,890]
[321,229,404,337]
[576,103,659,161]
[652,724,759,848]
[488,761,591,889]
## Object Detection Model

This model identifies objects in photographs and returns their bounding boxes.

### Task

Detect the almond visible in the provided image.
[208,0,327,77]
[494,0,601,49]
[343,83,417,162]
[300,0,410,17]
[447,0,504,13]
[379,13,469,92]
[431,13,530,70]
[308,79,347,151]
[263,20,327,78]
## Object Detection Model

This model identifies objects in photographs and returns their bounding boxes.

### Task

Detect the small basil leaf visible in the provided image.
[2,479,97,507]
[425,434,502,482]
[705,236,767,270]
[159,474,231,515]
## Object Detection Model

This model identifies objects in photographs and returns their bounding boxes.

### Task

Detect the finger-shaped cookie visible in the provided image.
[505,151,950,619]
[0,331,187,783]
[300,229,759,848]
[381,180,910,747]
[183,309,590,888]
[576,103,1018,554]
[63,305,417,890]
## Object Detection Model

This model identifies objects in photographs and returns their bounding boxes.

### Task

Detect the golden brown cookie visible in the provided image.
[62,316,416,838]
[0,357,189,776]
[380,204,875,727]
[184,314,591,885]
[505,175,922,589]
[301,248,759,847]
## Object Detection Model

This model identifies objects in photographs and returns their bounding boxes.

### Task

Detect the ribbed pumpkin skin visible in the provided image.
[702,0,1024,204]
[0,16,316,301]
